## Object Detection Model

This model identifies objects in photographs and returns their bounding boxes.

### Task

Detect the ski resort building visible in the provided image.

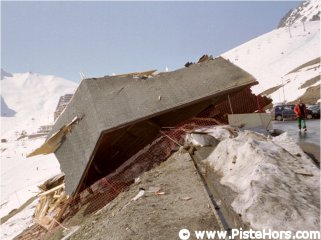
[29,57,272,196]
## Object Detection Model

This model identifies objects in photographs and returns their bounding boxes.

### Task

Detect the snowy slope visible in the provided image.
[222,21,320,104]
[278,0,320,27]
[1,71,77,138]
[1,96,16,117]
[0,71,77,226]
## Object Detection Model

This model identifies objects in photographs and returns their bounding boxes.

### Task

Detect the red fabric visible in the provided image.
[294,104,307,117]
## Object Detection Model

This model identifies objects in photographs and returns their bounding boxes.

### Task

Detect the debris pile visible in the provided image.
[33,174,68,230]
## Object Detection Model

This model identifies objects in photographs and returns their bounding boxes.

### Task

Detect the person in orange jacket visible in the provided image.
[294,99,307,132]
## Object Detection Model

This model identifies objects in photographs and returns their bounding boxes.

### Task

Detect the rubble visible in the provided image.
[33,174,69,231]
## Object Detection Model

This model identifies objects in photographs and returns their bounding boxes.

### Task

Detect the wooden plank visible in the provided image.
[27,117,80,157]
[38,173,65,191]
[38,183,65,197]
[115,69,157,78]
[38,198,50,219]
[48,200,70,231]
[35,197,45,218]
[48,192,67,213]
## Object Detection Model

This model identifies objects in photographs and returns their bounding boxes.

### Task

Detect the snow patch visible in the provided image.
[206,129,320,231]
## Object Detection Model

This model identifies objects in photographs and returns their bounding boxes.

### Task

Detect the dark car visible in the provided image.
[272,104,313,121]
[307,104,320,119]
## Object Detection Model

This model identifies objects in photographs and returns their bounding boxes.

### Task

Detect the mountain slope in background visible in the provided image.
[278,0,320,28]
[1,69,13,80]
[1,96,16,117]
[1,71,77,137]
[0,72,77,227]
[223,0,320,105]
[222,20,320,104]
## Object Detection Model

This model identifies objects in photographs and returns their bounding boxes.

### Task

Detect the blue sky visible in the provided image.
[2,1,300,82]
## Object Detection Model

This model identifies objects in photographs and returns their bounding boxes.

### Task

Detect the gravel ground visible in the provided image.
[48,149,221,240]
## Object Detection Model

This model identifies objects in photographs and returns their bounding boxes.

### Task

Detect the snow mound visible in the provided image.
[206,129,320,231]
[222,21,320,104]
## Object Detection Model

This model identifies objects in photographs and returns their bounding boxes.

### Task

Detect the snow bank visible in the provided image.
[206,129,320,231]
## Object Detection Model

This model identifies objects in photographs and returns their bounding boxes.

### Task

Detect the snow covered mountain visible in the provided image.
[0,71,77,238]
[278,0,320,28]
[1,95,16,117]
[1,69,13,80]
[222,20,320,105]
[1,71,77,138]
[222,0,320,105]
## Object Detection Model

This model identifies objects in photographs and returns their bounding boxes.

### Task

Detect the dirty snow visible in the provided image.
[204,127,320,231]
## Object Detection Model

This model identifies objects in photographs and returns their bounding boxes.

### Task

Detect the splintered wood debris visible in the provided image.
[27,116,81,158]
[34,174,69,230]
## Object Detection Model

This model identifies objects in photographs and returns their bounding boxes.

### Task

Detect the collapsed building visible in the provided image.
[27,57,271,226]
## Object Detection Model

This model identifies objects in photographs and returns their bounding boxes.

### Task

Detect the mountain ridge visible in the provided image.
[278,0,320,28]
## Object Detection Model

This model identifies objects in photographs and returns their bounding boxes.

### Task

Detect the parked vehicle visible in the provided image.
[307,104,320,119]
[272,104,313,121]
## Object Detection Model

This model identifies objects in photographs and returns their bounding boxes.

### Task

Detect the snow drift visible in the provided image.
[204,127,320,231]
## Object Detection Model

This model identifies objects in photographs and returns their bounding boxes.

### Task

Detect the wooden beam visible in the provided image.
[115,69,157,78]
[38,183,65,197]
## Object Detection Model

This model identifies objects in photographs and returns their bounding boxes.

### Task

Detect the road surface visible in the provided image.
[273,119,320,146]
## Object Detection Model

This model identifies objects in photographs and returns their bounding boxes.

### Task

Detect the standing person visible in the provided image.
[294,99,307,132]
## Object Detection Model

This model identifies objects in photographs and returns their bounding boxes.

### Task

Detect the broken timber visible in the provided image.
[33,175,69,231]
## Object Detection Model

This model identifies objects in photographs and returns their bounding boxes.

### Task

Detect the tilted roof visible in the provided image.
[49,57,257,195]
